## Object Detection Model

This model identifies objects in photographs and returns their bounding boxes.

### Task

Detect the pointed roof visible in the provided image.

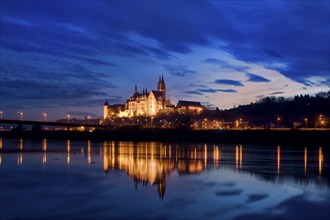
[151,90,165,99]
[134,84,138,93]
[104,99,109,106]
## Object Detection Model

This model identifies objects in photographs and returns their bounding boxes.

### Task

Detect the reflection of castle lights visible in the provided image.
[277,145,281,174]
[319,147,323,176]
[18,138,23,150]
[304,147,307,175]
[67,140,71,165]
[88,140,92,164]
[18,153,23,165]
[213,145,220,167]
[204,144,207,167]
[42,139,47,165]
[103,142,109,172]
[236,145,239,169]
[235,145,243,169]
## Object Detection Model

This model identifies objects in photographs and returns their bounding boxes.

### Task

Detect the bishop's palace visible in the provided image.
[103,76,205,119]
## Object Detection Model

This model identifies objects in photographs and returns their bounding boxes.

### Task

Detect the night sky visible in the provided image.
[1,0,329,120]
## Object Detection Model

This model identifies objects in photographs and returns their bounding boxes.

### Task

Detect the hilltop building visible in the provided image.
[103,76,205,119]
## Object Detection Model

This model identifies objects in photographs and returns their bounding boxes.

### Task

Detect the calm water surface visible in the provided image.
[0,138,329,219]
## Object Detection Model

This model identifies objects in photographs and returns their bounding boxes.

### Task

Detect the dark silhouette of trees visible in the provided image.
[201,91,330,127]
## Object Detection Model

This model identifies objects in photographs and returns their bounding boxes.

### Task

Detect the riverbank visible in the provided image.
[0,128,329,144]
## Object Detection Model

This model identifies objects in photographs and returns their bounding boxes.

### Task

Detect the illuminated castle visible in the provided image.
[103,76,204,119]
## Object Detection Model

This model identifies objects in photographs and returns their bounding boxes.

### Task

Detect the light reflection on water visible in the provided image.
[0,138,329,219]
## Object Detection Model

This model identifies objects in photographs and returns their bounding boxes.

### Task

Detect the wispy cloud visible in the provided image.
[164,65,197,77]
[214,79,244,86]
[246,73,270,83]
[270,92,284,95]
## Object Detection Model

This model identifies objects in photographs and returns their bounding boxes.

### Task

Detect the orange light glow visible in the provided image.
[88,140,92,164]
[204,144,207,167]
[67,140,71,165]
[236,145,239,169]
[18,138,23,150]
[319,147,323,176]
[304,147,307,175]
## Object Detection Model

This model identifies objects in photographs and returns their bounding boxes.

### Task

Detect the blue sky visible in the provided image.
[0,0,329,120]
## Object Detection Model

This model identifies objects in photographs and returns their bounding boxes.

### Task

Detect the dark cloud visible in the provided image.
[246,73,271,83]
[199,89,219,93]
[164,65,197,77]
[199,88,237,93]
[214,79,244,87]
[218,1,329,82]
[270,92,284,95]
[185,91,204,96]
[204,58,249,72]
[70,56,119,67]
[217,89,237,93]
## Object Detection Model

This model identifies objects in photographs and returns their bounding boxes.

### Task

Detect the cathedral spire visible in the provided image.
[134,84,138,93]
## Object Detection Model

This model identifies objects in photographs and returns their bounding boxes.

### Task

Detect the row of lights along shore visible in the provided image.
[0,110,327,128]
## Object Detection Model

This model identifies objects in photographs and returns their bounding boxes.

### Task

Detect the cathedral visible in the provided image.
[104,76,172,118]
[103,75,205,119]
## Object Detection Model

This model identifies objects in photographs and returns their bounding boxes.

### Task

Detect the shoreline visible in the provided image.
[0,128,329,144]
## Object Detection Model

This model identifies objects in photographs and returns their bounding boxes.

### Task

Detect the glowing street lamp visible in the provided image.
[0,111,3,119]
[304,118,308,129]
[277,117,281,127]
[18,111,23,120]
[67,114,71,122]
[42,113,47,121]
[87,115,91,124]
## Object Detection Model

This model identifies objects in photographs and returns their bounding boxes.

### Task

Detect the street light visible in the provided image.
[42,113,47,121]
[18,111,23,120]
[0,111,3,119]
[67,114,71,122]
[304,118,308,129]
[277,117,281,127]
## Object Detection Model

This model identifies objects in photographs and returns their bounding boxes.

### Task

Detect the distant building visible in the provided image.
[176,100,204,114]
[103,76,205,119]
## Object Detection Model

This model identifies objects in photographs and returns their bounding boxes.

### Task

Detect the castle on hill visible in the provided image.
[103,76,205,119]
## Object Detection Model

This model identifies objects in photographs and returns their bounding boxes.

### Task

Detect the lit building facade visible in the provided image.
[103,76,205,119]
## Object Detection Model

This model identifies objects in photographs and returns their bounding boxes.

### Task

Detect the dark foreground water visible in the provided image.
[0,138,329,220]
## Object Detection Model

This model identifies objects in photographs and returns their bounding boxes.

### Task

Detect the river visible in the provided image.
[0,138,329,219]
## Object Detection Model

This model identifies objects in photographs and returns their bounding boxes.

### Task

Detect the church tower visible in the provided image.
[103,99,109,119]
[157,75,166,98]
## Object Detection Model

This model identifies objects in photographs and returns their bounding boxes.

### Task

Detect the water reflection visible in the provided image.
[18,138,23,150]
[87,140,92,164]
[42,139,47,165]
[67,140,70,165]
[235,145,243,170]
[18,138,23,165]
[319,147,323,176]
[0,139,328,198]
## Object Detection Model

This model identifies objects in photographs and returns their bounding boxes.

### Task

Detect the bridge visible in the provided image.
[0,119,105,129]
